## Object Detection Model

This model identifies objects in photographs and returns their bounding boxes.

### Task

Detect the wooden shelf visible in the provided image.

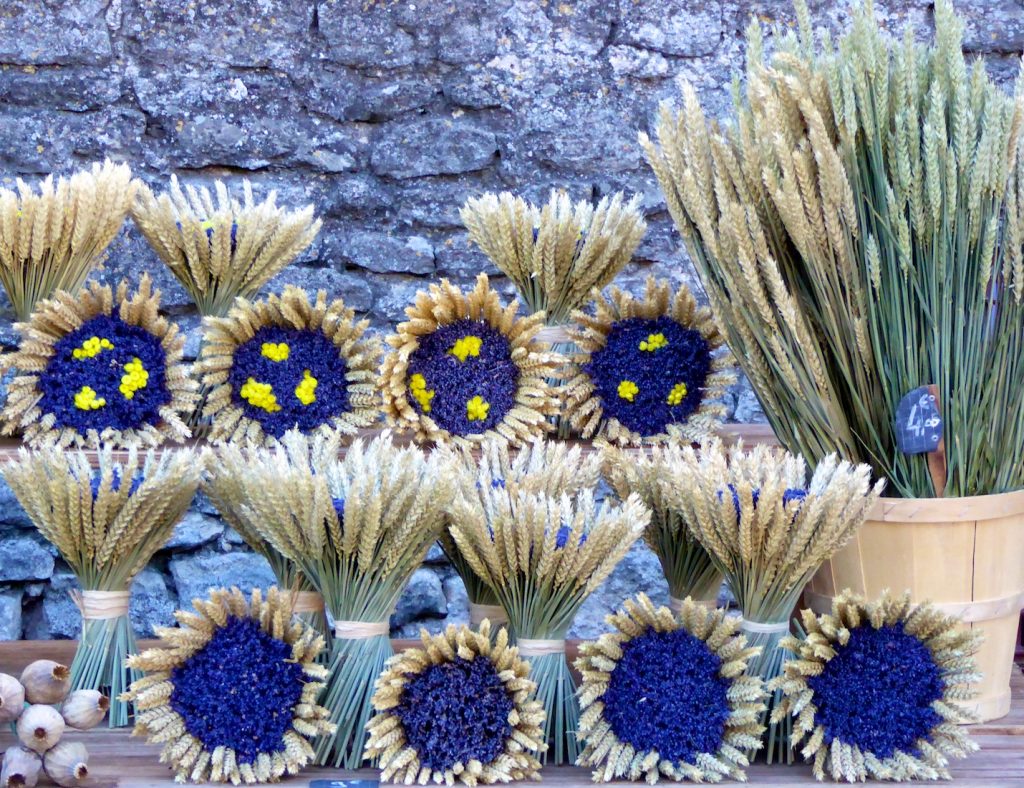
[0,641,1021,785]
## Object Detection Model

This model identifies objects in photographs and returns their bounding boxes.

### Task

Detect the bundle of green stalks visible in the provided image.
[204,437,336,651]
[441,439,602,628]
[448,470,649,764]
[132,176,321,318]
[206,432,454,768]
[1,446,203,727]
[603,444,721,608]
[661,440,882,763]
[641,0,1024,498]
[461,191,646,436]
[0,160,136,321]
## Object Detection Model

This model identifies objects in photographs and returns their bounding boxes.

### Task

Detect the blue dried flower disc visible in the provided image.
[808,623,944,758]
[603,627,730,764]
[395,655,514,772]
[169,616,305,764]
[228,326,351,439]
[406,319,518,436]
[585,316,712,436]
[36,313,171,433]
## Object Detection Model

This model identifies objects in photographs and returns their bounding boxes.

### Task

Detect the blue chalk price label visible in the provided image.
[895,385,943,455]
[309,782,379,788]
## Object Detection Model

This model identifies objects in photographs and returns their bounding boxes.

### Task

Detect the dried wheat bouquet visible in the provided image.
[448,479,649,764]
[196,286,381,447]
[0,274,197,448]
[441,438,602,628]
[381,273,561,447]
[576,594,767,783]
[772,591,980,781]
[204,432,454,768]
[460,190,646,325]
[0,160,136,321]
[2,445,203,727]
[603,444,721,608]
[204,435,340,650]
[661,441,883,763]
[364,620,546,785]
[122,587,335,783]
[131,176,321,317]
[564,277,735,445]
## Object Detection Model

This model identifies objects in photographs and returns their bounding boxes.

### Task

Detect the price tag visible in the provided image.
[895,386,943,455]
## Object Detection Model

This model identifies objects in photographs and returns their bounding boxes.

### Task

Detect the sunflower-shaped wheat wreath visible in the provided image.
[576,594,767,783]
[380,273,561,447]
[771,591,980,782]
[365,620,546,785]
[122,587,335,784]
[196,286,381,446]
[1,274,196,448]
[563,277,735,445]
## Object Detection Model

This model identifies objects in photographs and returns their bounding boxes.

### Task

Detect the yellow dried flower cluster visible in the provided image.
[365,621,545,785]
[131,176,320,317]
[122,587,335,784]
[772,591,980,781]
[0,160,136,321]
[576,594,767,783]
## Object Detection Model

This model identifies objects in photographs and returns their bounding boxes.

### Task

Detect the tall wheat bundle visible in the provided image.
[0,160,136,321]
[199,432,454,768]
[131,176,321,318]
[2,446,203,727]
[640,0,1024,497]
[448,475,649,765]
[660,440,883,763]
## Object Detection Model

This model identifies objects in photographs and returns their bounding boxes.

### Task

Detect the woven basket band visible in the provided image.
[469,603,507,627]
[739,619,791,635]
[668,595,719,614]
[333,620,389,639]
[72,590,131,620]
[291,591,325,614]
[517,638,566,656]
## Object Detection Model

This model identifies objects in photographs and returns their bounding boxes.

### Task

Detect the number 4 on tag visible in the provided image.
[894,384,947,497]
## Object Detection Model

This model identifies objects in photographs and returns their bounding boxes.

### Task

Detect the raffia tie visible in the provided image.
[739,619,791,635]
[668,595,719,614]
[334,620,390,639]
[291,591,325,615]
[517,638,566,656]
[71,590,131,620]
[469,603,506,628]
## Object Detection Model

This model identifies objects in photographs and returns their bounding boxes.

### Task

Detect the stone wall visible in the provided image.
[0,0,1018,640]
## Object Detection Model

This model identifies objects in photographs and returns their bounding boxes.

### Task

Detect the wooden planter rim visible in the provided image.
[868,488,1024,523]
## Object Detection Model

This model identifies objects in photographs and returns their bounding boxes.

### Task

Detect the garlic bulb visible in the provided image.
[60,690,109,730]
[16,704,65,754]
[1,746,42,788]
[42,742,89,787]
[0,673,25,724]
[19,661,70,705]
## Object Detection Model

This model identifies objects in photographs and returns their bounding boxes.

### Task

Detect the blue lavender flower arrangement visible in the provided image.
[564,278,736,445]
[0,275,196,448]
[774,591,981,781]
[365,621,545,785]
[576,594,767,782]
[124,587,335,784]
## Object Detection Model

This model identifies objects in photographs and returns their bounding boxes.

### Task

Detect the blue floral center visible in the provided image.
[37,313,171,433]
[228,326,351,439]
[169,616,305,764]
[395,655,513,772]
[603,627,729,764]
[585,317,711,436]
[406,319,517,436]
[808,623,943,758]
